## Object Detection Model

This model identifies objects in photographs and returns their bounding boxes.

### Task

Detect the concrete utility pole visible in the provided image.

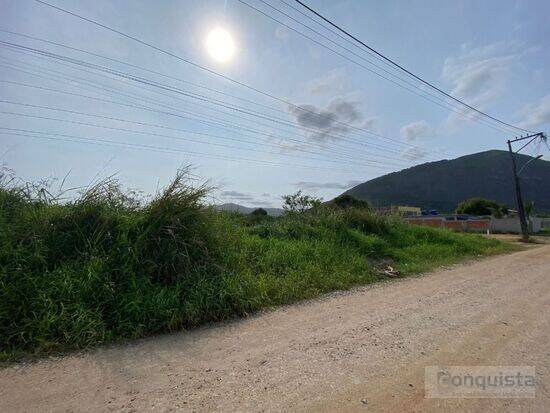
[506,132,547,242]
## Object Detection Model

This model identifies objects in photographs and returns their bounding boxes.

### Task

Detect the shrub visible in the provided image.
[456,197,508,217]
[251,208,268,216]
[0,168,513,360]
[282,190,322,213]
[331,194,370,210]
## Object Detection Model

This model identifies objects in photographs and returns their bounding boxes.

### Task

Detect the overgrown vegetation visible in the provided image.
[0,169,514,361]
[330,194,371,210]
[456,197,509,217]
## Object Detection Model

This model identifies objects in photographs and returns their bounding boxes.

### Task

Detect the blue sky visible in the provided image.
[1,0,549,207]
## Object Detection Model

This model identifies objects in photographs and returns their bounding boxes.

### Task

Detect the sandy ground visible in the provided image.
[1,244,549,413]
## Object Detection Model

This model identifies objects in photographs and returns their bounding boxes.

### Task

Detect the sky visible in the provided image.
[1,0,549,208]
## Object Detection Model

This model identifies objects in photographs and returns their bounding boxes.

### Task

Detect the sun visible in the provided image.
[205,27,235,63]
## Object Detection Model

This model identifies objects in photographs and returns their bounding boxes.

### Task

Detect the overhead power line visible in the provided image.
[0,77,413,170]
[292,0,534,135]
[0,127,365,174]
[0,54,414,165]
[238,0,515,135]
[30,0,452,158]
[0,110,407,169]
[0,28,452,158]
[0,40,443,161]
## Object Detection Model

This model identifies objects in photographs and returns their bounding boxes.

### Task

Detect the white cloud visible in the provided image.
[361,117,378,130]
[307,68,347,95]
[443,42,517,102]
[441,42,521,128]
[293,179,362,190]
[400,120,432,141]
[220,190,254,201]
[519,95,550,129]
[402,147,428,161]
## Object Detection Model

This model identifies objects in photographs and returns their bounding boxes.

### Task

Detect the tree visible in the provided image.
[251,207,268,216]
[282,190,322,213]
[332,194,370,209]
[455,198,508,217]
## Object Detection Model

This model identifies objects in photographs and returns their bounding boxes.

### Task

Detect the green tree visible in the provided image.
[251,207,268,216]
[332,194,370,209]
[282,190,322,213]
[455,197,508,217]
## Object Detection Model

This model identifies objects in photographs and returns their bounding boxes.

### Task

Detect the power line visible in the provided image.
[0,39,449,159]
[0,79,412,169]
[0,110,407,169]
[238,0,515,135]
[0,28,283,118]
[0,100,372,166]
[0,56,413,165]
[0,28,454,158]
[0,44,429,163]
[0,127,364,174]
[292,0,534,134]
[30,1,453,157]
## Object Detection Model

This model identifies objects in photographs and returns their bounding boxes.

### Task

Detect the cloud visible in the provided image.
[253,200,277,207]
[519,95,550,129]
[292,179,362,190]
[219,190,280,207]
[307,68,347,95]
[361,117,378,130]
[275,26,291,41]
[443,42,518,104]
[441,42,522,127]
[400,120,433,142]
[220,190,254,201]
[287,96,364,142]
[402,147,428,161]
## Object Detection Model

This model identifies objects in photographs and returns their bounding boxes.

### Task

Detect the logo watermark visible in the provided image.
[425,366,536,398]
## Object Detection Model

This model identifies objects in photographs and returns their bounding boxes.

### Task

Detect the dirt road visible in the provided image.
[1,245,549,412]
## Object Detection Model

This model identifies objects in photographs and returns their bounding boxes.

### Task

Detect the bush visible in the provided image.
[282,190,322,213]
[0,169,514,360]
[0,169,237,356]
[331,194,370,210]
[456,197,508,217]
[251,208,268,216]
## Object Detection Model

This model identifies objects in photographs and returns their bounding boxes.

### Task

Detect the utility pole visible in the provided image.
[506,132,547,242]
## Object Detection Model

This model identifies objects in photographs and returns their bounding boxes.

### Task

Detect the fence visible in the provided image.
[405,216,490,232]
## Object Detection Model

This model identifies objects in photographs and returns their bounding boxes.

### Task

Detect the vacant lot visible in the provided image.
[1,171,511,360]
[1,244,548,412]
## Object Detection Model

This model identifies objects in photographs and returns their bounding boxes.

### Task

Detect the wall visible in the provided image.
[489,217,542,234]
[405,217,490,232]
[406,216,544,234]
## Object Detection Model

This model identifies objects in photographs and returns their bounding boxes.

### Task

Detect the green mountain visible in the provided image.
[343,150,550,213]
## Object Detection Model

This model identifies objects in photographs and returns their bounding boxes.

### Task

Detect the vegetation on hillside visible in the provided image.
[331,194,371,210]
[0,169,514,361]
[455,197,509,217]
[344,150,550,212]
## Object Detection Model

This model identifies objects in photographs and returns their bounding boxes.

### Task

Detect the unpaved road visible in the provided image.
[1,245,549,412]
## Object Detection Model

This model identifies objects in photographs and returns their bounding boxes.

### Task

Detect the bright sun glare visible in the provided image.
[206,27,235,63]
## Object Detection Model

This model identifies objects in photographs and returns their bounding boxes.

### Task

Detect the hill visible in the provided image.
[343,150,550,213]
[214,203,284,216]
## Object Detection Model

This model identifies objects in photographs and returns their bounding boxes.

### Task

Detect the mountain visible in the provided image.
[214,203,284,216]
[343,150,550,213]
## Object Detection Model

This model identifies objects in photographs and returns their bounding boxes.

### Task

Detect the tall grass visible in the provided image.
[0,169,513,360]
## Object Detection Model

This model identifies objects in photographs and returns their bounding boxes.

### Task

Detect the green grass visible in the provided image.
[0,170,516,361]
